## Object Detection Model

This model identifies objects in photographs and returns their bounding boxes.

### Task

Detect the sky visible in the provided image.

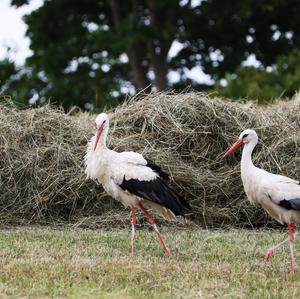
[0,0,257,86]
[0,0,43,65]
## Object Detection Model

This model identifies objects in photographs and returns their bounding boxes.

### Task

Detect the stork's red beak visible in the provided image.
[223,139,244,157]
[94,126,104,151]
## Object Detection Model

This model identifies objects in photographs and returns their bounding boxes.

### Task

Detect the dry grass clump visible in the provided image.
[1,93,300,227]
[0,99,115,226]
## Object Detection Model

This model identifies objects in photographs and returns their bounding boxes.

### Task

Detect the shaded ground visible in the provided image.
[0,227,300,298]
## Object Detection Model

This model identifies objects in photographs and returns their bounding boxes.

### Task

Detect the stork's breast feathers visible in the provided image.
[84,151,102,180]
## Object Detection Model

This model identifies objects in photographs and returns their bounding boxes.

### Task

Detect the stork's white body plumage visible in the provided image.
[224,129,300,273]
[85,135,177,220]
[240,142,300,225]
[85,143,152,207]
[85,113,189,256]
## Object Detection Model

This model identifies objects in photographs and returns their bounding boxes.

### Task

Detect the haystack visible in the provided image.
[1,93,300,228]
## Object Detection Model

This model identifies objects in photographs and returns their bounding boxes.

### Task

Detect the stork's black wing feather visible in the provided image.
[119,176,189,216]
[279,198,300,210]
[145,159,169,181]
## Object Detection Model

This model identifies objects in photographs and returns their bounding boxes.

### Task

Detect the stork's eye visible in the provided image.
[242,134,249,138]
[103,120,106,124]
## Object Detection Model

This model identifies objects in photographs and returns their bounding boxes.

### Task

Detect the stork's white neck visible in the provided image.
[241,140,257,172]
[95,126,109,150]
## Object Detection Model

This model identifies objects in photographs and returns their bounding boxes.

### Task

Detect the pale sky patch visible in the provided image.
[0,0,43,65]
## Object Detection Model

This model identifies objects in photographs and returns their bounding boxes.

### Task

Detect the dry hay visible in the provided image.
[1,92,300,228]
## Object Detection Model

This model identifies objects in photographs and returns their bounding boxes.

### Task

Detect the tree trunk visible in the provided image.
[108,0,150,91]
[127,47,151,90]
[149,43,171,90]
[148,0,172,90]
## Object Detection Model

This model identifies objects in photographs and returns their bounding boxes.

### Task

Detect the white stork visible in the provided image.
[224,129,300,273]
[85,113,189,256]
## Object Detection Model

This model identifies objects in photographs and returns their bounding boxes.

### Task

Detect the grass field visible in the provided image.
[0,227,300,298]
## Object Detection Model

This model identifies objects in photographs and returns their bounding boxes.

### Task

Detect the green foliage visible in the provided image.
[4,0,300,107]
[6,0,190,109]
[0,57,33,107]
[217,50,300,103]
[0,59,16,83]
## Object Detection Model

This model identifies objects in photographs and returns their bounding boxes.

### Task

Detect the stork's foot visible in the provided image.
[263,235,292,264]
[264,248,274,262]
[155,229,171,256]
[164,246,171,256]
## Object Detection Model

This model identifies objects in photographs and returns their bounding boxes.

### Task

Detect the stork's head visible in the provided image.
[94,113,109,150]
[223,129,258,157]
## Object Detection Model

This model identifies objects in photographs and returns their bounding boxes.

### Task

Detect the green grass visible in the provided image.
[0,227,300,298]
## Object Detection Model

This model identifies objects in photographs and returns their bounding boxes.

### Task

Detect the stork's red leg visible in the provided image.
[139,203,170,256]
[265,226,298,264]
[130,208,137,256]
[265,237,290,262]
[288,223,296,274]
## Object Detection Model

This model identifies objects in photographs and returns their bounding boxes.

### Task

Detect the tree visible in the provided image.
[4,0,300,108]
[6,0,194,109]
[217,50,300,103]
[176,0,300,78]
